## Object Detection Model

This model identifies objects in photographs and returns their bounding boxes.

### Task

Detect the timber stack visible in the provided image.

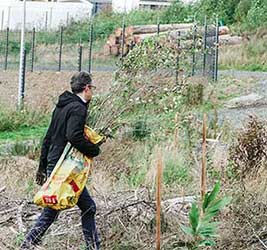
[104,23,239,57]
[104,23,193,56]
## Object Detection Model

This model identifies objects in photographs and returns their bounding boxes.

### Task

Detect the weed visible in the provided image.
[25,179,35,196]
[164,154,192,186]
[14,232,25,246]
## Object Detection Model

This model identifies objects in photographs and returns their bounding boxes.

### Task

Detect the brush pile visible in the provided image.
[0,183,192,249]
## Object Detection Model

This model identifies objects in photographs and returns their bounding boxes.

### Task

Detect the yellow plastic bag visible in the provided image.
[34,126,104,210]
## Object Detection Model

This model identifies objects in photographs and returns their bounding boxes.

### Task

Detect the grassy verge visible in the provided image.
[219,35,267,72]
[0,109,49,143]
[0,126,47,142]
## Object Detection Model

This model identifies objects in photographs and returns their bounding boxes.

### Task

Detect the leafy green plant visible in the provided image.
[180,182,231,249]
[132,120,151,140]
[15,232,25,246]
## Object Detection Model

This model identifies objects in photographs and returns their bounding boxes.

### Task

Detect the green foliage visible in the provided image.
[235,0,252,23]
[119,37,177,74]
[7,139,42,160]
[14,232,25,246]
[195,0,241,24]
[245,0,267,29]
[163,155,191,186]
[160,0,194,24]
[93,9,160,39]
[180,182,231,249]
[0,40,31,55]
[132,120,151,140]
[0,109,49,132]
[0,126,47,142]
[25,179,35,196]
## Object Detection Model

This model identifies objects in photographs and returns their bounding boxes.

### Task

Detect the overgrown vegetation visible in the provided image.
[1,1,267,248]
[219,31,267,71]
[9,0,264,46]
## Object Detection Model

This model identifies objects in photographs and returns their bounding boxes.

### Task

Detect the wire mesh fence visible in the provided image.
[0,27,96,72]
[0,19,219,81]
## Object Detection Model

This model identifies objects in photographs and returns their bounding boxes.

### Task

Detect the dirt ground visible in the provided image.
[0,70,114,111]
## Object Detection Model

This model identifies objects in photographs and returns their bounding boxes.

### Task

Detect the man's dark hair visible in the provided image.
[70,71,92,94]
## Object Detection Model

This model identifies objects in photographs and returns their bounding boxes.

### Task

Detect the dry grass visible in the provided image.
[219,35,267,71]
[217,171,267,250]
[0,156,38,199]
[0,155,189,250]
[0,70,113,111]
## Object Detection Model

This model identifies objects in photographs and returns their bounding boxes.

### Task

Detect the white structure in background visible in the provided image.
[0,0,93,31]
[112,0,197,13]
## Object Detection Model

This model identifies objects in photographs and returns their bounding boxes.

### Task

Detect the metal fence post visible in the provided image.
[45,11,48,31]
[58,26,63,71]
[157,16,160,36]
[18,49,26,109]
[1,10,4,30]
[22,49,26,99]
[78,45,82,72]
[31,27,35,72]
[66,12,69,26]
[120,15,126,63]
[202,16,207,76]
[7,7,11,28]
[214,17,219,81]
[192,20,197,76]
[175,31,181,86]
[4,27,9,70]
[49,7,53,31]
[88,21,93,73]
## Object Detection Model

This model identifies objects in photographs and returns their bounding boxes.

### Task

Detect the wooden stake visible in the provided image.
[156,150,163,250]
[201,113,207,200]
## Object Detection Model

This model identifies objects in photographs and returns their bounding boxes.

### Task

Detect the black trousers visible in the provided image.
[21,186,100,249]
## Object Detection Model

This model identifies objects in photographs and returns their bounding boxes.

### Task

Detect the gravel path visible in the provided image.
[218,71,267,128]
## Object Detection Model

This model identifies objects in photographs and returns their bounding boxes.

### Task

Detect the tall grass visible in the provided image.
[219,34,267,72]
[0,109,50,132]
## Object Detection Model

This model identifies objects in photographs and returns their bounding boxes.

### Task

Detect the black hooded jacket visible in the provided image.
[38,91,100,173]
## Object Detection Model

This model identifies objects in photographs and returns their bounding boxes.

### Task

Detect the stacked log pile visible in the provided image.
[104,23,242,57]
[104,23,193,56]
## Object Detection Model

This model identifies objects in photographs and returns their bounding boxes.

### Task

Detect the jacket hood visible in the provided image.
[56,91,88,108]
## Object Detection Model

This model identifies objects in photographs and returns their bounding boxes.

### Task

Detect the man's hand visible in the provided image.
[96,137,106,146]
[36,170,47,186]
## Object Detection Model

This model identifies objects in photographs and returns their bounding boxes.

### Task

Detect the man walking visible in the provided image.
[21,71,101,250]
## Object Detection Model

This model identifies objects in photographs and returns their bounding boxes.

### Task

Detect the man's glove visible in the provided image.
[36,169,47,186]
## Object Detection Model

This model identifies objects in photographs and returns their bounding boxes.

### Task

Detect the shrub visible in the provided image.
[245,0,267,29]
[132,120,151,140]
[230,115,267,179]
[160,0,194,24]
